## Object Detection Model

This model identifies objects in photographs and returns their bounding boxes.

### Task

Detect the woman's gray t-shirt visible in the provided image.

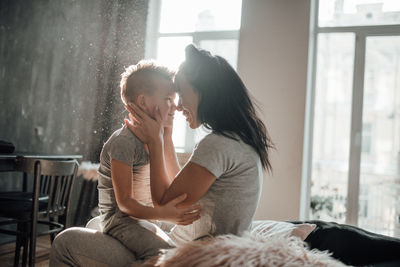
[170,132,263,245]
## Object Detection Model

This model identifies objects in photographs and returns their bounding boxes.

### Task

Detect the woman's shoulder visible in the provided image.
[199,132,242,147]
[190,131,261,179]
[195,132,255,157]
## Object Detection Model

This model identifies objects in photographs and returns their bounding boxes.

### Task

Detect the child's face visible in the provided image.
[141,78,177,127]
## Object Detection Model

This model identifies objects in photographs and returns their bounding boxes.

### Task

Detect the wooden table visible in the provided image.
[0,152,82,191]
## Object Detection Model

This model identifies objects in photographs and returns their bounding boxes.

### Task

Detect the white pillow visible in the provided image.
[250,220,316,241]
[151,233,346,267]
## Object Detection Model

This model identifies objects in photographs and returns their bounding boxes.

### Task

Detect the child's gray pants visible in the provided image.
[50,213,174,267]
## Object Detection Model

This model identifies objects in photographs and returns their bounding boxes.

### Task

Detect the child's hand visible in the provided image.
[157,194,201,226]
[125,103,163,144]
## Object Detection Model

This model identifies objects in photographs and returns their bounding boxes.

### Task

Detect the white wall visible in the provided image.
[237,0,311,220]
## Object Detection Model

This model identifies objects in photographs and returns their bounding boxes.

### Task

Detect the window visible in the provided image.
[145,0,242,152]
[319,0,400,27]
[361,123,372,154]
[303,0,400,238]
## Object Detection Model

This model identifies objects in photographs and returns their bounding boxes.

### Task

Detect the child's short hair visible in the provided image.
[120,60,175,105]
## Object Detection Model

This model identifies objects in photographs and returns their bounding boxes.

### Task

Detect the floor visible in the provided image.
[0,236,50,267]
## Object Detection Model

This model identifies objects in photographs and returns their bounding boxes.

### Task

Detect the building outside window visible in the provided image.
[145,0,242,152]
[305,0,400,238]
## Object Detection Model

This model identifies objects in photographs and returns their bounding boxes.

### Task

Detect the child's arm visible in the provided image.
[111,158,200,225]
[163,127,180,181]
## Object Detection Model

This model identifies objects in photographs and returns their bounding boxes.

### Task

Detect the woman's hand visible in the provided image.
[156,193,201,225]
[125,103,163,145]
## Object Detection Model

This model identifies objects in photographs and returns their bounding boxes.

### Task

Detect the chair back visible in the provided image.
[16,158,79,222]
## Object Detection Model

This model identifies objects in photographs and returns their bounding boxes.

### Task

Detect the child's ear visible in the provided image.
[136,94,148,111]
[136,94,145,108]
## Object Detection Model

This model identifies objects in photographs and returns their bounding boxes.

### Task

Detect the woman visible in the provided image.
[125,44,274,246]
[50,45,274,266]
[50,45,273,266]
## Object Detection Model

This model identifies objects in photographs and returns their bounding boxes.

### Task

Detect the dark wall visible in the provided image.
[0,0,148,165]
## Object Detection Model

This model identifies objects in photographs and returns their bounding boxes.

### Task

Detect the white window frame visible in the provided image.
[301,0,400,225]
[145,0,241,152]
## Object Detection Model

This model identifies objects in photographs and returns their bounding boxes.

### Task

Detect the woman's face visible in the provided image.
[174,73,201,129]
[140,78,177,127]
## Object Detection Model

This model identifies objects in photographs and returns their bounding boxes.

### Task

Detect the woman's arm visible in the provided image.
[146,138,173,206]
[148,141,216,206]
[163,127,180,181]
[111,159,201,224]
[160,162,216,206]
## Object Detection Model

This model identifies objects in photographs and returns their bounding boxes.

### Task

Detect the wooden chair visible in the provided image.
[0,158,79,266]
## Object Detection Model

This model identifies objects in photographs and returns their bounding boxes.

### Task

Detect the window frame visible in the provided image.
[301,0,400,226]
[145,0,241,152]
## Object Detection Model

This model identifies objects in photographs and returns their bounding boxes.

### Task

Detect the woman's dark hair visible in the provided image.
[178,44,274,171]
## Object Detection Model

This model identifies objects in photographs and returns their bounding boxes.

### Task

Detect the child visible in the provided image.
[97,60,201,260]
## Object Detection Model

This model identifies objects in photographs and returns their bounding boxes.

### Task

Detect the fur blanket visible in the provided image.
[145,233,347,267]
